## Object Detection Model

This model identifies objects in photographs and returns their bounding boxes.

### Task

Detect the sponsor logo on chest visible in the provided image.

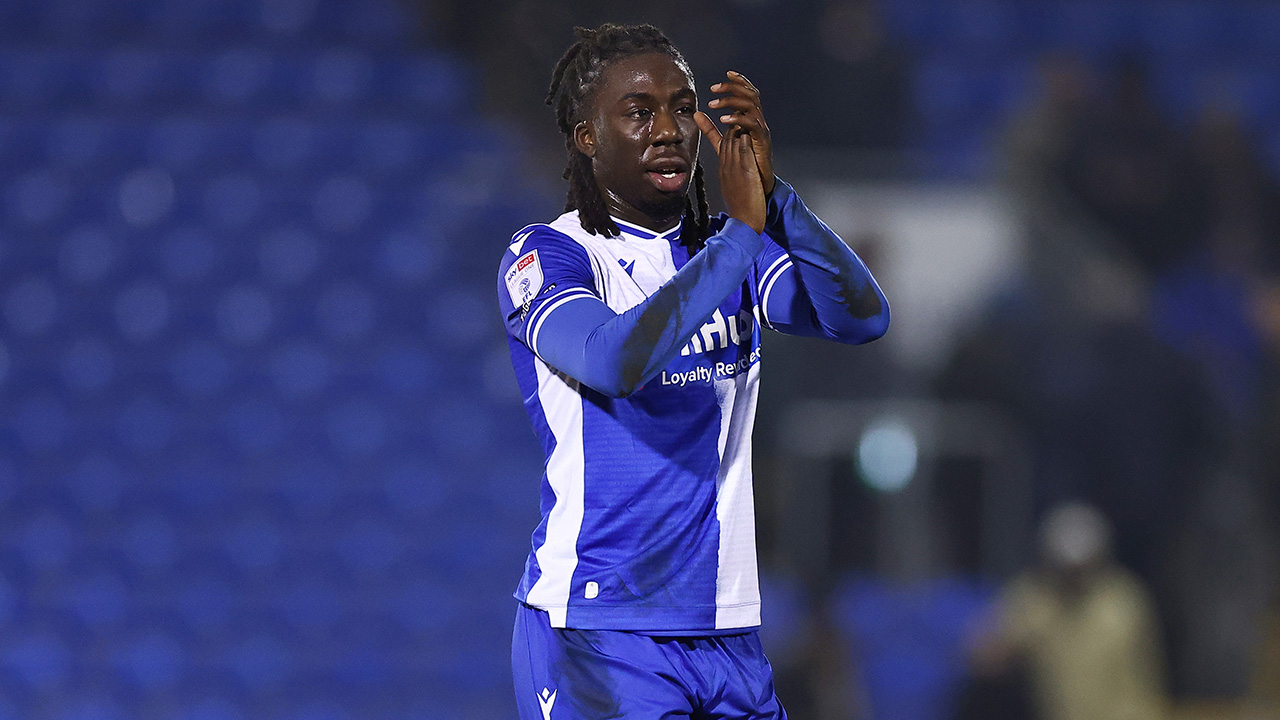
[679,308,757,356]
[659,307,762,387]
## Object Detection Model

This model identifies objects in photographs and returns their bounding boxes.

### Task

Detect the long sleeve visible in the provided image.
[498,219,765,398]
[754,178,889,344]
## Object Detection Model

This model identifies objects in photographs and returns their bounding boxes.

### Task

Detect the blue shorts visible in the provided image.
[512,603,788,719]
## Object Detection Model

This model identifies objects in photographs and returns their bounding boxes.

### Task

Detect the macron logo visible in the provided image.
[538,687,557,720]
[618,257,636,276]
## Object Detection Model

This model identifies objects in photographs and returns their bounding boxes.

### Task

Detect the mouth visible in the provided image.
[644,158,691,194]
[647,169,689,193]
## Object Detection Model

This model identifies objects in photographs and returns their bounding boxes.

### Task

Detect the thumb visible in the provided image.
[695,111,723,155]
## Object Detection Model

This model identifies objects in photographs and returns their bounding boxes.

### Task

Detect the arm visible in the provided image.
[510,220,763,398]
[539,220,764,396]
[500,129,768,398]
[756,178,889,343]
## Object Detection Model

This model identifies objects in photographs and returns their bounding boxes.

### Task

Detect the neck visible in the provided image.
[602,187,683,233]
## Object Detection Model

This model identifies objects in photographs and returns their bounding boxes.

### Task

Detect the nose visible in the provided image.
[651,108,682,146]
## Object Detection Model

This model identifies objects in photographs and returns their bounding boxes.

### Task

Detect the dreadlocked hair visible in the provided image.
[546,23,711,253]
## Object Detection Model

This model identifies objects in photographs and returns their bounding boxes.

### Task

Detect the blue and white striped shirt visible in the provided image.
[497,179,888,632]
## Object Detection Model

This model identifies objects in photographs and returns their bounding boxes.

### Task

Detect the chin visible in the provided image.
[639,189,689,218]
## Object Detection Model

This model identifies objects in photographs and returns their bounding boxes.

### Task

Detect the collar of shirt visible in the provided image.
[610,216,682,242]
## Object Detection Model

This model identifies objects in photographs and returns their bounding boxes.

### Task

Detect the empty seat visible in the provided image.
[833,577,995,720]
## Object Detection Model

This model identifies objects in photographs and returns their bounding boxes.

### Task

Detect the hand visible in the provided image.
[707,71,774,196]
[696,113,766,234]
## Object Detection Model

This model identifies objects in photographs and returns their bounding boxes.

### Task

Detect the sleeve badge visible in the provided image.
[505,249,543,308]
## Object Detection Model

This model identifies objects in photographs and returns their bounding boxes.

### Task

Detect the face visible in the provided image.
[575,52,699,231]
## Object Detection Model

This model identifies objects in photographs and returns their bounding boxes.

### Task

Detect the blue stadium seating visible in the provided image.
[833,577,995,720]
[896,0,1280,179]
[0,0,551,717]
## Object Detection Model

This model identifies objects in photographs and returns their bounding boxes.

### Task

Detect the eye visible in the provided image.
[627,107,651,120]
[676,104,695,115]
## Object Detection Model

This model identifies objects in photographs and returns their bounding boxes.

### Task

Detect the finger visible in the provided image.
[731,131,754,171]
[719,121,736,166]
[709,79,759,98]
[708,96,760,115]
[720,113,765,136]
[730,126,751,164]
[728,70,759,94]
[710,73,760,102]
[709,84,761,108]
[736,132,758,168]
[716,110,762,131]
[694,111,723,152]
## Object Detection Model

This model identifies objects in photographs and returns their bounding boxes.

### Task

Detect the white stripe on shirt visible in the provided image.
[760,259,795,329]
[713,363,763,629]
[524,358,587,627]
[526,289,599,356]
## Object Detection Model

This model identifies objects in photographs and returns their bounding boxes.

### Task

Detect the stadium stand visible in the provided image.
[0,0,551,717]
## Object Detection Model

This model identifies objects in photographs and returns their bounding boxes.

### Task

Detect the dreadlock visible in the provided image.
[546,23,711,253]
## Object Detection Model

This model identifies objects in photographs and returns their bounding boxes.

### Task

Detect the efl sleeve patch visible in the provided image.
[505,249,543,308]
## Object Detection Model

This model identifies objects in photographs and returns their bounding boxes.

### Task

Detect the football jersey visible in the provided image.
[498,211,794,632]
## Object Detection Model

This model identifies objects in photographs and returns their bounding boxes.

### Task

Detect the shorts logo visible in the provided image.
[506,249,544,308]
[538,687,557,720]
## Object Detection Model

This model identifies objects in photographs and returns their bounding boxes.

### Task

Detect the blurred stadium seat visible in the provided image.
[0,0,548,717]
[833,576,994,720]
[892,0,1280,179]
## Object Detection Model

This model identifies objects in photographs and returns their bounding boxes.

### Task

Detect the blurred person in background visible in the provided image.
[951,648,1040,720]
[1058,58,1209,276]
[1002,53,1090,200]
[770,598,867,720]
[1252,277,1280,715]
[971,503,1166,720]
[1137,102,1280,701]
[1150,103,1280,444]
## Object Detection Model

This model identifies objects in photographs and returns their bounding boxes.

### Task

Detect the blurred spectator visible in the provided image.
[951,650,1039,720]
[1058,58,1210,274]
[1258,279,1280,514]
[1254,282,1280,711]
[973,504,1167,720]
[1002,53,1089,198]
[1148,106,1280,435]
[1141,103,1280,700]
[1150,220,1268,429]
[773,600,867,720]
[1190,106,1280,262]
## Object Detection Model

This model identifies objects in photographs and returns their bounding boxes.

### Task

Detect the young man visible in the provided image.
[497,23,889,719]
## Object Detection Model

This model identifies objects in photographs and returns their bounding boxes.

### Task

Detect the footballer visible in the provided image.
[497,23,889,719]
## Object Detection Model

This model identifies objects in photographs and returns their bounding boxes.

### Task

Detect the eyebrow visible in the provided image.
[618,88,697,104]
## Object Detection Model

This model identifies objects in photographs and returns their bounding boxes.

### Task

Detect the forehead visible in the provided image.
[592,52,694,105]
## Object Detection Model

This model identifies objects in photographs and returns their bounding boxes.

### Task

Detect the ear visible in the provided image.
[573,120,596,158]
